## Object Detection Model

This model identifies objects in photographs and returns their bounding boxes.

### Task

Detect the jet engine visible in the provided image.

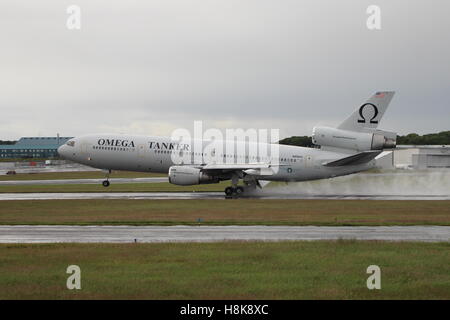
[168,166,219,186]
[312,126,396,151]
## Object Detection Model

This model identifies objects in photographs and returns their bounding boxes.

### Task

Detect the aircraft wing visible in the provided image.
[323,151,382,167]
[201,163,270,170]
[198,163,277,176]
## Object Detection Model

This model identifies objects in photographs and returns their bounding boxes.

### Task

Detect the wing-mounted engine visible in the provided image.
[168,166,219,186]
[312,126,396,152]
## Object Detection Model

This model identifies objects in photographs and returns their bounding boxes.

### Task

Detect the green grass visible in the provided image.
[0,199,449,226]
[0,170,165,181]
[0,241,448,299]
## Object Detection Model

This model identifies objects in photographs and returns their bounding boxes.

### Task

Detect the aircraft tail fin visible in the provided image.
[338,91,395,132]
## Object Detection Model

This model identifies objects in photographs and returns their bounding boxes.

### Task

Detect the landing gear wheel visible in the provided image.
[224,186,234,197]
[102,169,112,187]
[224,186,244,198]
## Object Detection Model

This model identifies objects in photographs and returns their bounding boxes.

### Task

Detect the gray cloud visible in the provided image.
[1,0,449,140]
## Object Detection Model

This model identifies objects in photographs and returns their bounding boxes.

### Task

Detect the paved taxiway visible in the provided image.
[0,177,167,185]
[0,192,448,200]
[0,225,448,243]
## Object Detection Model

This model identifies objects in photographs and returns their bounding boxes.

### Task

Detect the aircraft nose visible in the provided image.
[57,145,68,159]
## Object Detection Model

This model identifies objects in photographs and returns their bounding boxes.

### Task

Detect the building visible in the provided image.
[378,145,450,169]
[0,136,72,159]
[409,146,450,169]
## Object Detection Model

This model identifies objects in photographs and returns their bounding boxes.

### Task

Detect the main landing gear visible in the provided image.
[224,174,261,198]
[224,173,247,198]
[224,186,244,197]
[102,169,111,187]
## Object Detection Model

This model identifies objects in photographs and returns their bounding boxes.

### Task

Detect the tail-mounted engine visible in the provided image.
[312,126,396,151]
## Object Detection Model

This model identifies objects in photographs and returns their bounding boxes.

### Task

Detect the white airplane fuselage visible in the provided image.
[58,91,397,193]
[58,133,374,182]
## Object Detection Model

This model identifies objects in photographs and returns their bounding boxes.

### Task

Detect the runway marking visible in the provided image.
[0,226,448,243]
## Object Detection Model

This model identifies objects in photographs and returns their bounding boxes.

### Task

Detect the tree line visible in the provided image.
[2,131,449,148]
[279,131,450,147]
[396,131,450,145]
[0,140,16,145]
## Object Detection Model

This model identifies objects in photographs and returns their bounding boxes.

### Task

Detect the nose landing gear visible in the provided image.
[102,169,111,187]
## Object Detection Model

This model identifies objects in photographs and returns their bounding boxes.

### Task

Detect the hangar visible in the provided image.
[379,145,450,169]
[409,146,450,169]
[0,136,72,159]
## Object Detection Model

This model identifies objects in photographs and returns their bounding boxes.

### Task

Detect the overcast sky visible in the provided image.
[1,0,449,140]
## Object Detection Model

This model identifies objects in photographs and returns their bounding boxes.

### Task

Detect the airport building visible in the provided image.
[0,136,72,159]
[379,145,450,169]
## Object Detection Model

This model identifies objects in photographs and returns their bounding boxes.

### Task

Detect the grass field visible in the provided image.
[0,199,449,226]
[0,171,165,181]
[0,241,448,299]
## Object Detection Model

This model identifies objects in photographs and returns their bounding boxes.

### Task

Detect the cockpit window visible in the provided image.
[66,140,75,147]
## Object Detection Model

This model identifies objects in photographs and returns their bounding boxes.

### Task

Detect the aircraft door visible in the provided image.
[79,142,92,163]
[80,142,91,158]
[80,143,88,154]
[137,144,145,158]
[305,155,313,168]
[137,144,148,171]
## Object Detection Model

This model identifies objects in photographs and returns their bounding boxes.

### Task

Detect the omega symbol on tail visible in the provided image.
[358,103,379,124]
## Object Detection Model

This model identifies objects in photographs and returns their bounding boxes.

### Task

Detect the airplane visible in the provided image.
[58,91,397,197]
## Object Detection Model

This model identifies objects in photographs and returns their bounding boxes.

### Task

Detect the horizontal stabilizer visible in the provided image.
[323,151,381,167]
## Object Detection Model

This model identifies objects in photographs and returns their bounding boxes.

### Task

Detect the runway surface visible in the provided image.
[0,177,167,186]
[0,225,448,243]
[1,170,449,200]
[0,164,98,175]
[0,192,448,200]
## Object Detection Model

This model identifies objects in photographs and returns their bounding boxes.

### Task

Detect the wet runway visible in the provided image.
[0,225,448,243]
[0,164,98,175]
[0,177,167,186]
[0,192,217,200]
[0,192,448,200]
[1,170,449,200]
